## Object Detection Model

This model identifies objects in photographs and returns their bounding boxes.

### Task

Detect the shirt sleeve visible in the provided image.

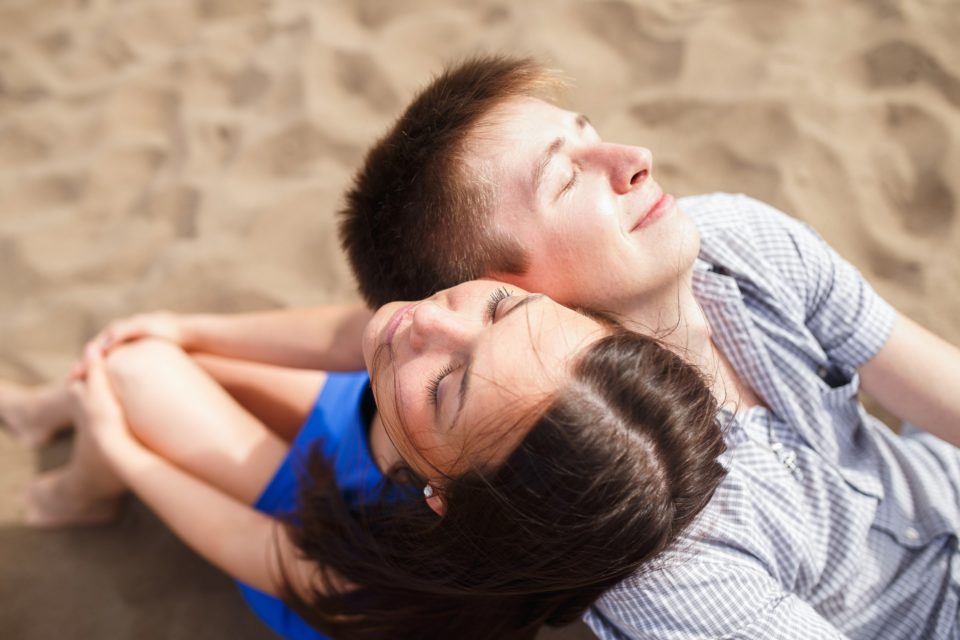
[584,564,851,640]
[738,196,897,368]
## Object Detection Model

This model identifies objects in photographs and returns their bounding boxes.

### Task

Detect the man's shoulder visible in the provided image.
[679,192,796,234]
[583,460,799,638]
[682,193,815,279]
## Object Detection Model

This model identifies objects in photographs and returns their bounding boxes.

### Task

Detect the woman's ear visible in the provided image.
[424,484,446,516]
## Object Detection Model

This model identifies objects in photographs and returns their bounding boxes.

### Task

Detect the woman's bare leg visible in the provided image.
[0,380,74,447]
[23,427,127,527]
[191,354,326,443]
[2,351,326,449]
[25,339,305,527]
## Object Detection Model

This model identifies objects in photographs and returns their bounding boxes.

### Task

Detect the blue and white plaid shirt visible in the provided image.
[584,194,960,639]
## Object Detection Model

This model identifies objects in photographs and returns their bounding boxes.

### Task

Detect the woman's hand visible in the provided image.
[69,345,136,458]
[96,311,185,352]
[71,311,185,379]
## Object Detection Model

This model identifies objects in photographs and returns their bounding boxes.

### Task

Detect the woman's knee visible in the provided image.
[104,338,188,392]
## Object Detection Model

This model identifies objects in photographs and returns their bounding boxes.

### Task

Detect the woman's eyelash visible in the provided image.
[486,286,512,321]
[427,362,457,406]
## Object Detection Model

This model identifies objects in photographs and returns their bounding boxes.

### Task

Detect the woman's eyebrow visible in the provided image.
[451,294,545,427]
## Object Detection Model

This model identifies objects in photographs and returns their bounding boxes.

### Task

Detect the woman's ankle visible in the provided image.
[0,381,73,447]
[22,468,123,528]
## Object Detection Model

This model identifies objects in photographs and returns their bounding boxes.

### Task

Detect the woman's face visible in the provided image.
[362,280,608,479]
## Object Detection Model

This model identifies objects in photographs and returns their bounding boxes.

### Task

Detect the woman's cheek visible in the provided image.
[394,362,429,430]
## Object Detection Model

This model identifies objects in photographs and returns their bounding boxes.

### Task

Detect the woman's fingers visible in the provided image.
[101,320,145,351]
[72,312,174,380]
[81,344,109,394]
[69,336,113,381]
[102,313,181,351]
[69,359,86,381]
[72,345,123,426]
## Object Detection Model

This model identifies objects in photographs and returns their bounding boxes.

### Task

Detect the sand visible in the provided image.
[0,0,957,638]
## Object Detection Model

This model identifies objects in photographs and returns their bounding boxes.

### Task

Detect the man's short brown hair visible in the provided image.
[338,56,559,307]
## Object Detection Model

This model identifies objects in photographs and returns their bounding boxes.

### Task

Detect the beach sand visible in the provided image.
[1,0,957,637]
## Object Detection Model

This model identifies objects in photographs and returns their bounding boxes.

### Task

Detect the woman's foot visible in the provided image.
[22,468,122,528]
[0,381,72,448]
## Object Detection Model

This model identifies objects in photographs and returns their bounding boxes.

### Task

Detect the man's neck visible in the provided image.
[618,268,765,411]
[619,269,714,371]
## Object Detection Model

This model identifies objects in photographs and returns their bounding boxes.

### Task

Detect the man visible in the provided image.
[336,56,960,638]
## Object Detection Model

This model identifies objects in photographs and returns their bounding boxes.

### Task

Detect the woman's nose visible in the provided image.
[597,144,652,194]
[408,301,474,353]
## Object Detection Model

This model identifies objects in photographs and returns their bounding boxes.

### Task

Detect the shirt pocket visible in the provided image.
[812,362,886,498]
[871,499,952,549]
[816,362,861,417]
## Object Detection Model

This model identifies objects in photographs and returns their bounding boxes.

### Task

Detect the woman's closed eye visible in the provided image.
[485,286,512,321]
[426,287,516,408]
[426,362,457,407]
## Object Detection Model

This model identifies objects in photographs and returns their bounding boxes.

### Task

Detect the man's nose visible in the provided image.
[596,144,652,194]
[408,301,474,353]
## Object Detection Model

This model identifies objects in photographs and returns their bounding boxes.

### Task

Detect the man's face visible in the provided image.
[469,97,700,314]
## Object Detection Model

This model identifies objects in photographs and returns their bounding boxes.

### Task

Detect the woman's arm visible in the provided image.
[95,303,372,372]
[106,435,304,596]
[178,304,371,371]
[73,347,327,598]
[860,313,960,446]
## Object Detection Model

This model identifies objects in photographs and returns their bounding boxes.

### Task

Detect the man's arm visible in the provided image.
[585,567,851,640]
[860,313,960,447]
[96,303,372,372]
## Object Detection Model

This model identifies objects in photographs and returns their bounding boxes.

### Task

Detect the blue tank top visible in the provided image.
[237,372,382,640]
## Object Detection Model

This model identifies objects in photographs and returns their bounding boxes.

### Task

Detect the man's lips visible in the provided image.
[630,190,674,232]
[384,303,416,347]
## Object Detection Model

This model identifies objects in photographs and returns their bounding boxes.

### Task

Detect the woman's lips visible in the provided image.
[631,192,675,232]
[384,303,415,347]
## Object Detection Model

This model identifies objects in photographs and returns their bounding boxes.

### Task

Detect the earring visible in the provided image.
[423,484,434,498]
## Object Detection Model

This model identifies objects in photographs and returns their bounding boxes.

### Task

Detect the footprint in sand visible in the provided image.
[234,120,360,178]
[873,102,954,237]
[570,0,684,85]
[628,97,801,202]
[0,236,42,304]
[103,82,180,138]
[864,242,925,292]
[0,171,87,218]
[230,65,271,107]
[861,39,960,109]
[139,185,202,240]
[0,123,51,168]
[333,50,400,115]
[351,0,449,30]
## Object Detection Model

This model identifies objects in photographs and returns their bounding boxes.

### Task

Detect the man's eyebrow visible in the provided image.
[531,114,591,196]
[452,294,544,428]
[532,136,564,196]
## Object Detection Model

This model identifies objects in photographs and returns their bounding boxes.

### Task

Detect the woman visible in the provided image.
[0,280,726,640]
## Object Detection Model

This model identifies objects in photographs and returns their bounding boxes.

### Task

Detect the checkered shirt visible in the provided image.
[584,193,960,639]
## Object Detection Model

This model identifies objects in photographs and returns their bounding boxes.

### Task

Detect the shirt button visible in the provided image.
[904,527,920,541]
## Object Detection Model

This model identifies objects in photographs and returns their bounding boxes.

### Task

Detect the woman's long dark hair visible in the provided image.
[281,330,726,639]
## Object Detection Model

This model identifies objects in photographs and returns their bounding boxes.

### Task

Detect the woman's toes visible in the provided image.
[22,470,121,528]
